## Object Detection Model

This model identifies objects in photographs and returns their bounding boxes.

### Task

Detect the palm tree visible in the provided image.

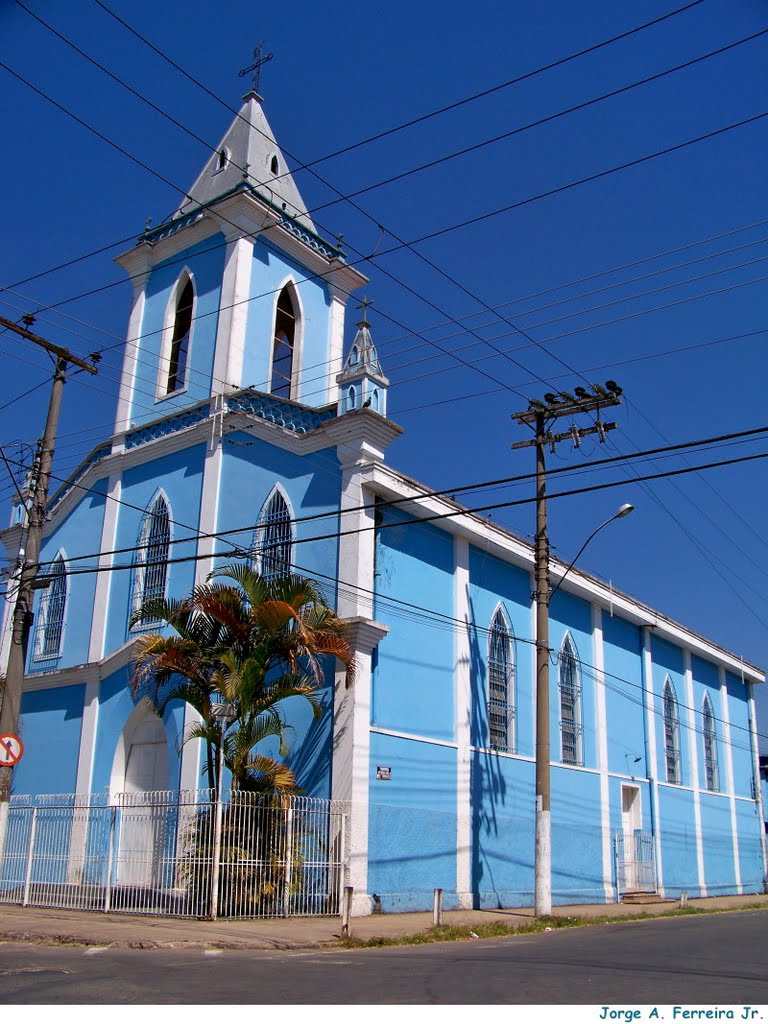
[130,565,354,794]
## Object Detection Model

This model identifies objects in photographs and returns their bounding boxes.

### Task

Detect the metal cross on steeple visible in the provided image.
[358,295,373,324]
[238,42,274,95]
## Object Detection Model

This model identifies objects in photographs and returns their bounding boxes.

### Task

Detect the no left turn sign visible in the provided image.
[0,734,23,767]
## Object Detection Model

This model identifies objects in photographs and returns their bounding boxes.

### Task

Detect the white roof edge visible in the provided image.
[366,462,765,683]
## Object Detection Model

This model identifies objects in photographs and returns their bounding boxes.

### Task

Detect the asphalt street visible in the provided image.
[1,909,767,1004]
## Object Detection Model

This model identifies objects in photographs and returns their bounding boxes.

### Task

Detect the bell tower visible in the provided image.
[336,300,389,417]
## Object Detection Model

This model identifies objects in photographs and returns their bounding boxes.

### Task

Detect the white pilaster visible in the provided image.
[331,459,387,915]
[178,431,224,793]
[684,649,706,895]
[211,229,255,395]
[719,666,742,892]
[326,286,347,406]
[643,628,664,895]
[454,537,472,908]
[746,681,768,882]
[592,604,613,901]
[115,264,150,434]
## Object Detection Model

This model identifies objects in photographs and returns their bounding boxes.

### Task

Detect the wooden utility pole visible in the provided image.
[0,317,98,835]
[511,381,622,917]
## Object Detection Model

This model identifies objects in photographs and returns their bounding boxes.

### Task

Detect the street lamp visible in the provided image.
[549,503,634,601]
[534,502,634,917]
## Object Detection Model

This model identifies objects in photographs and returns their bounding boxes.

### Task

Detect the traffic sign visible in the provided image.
[0,734,23,767]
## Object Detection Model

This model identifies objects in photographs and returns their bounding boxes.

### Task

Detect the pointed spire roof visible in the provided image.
[174,93,315,230]
[339,305,388,385]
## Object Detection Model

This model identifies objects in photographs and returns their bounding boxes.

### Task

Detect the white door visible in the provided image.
[621,786,641,890]
[117,717,168,886]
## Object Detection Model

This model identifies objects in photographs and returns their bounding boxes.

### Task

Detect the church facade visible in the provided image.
[1,90,765,914]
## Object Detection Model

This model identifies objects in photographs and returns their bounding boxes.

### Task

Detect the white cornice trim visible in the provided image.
[23,638,138,692]
[364,463,764,683]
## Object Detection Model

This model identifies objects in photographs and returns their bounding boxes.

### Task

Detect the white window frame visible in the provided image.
[252,484,294,581]
[268,279,303,401]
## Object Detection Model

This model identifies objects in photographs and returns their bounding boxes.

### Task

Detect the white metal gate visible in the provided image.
[0,790,349,919]
[614,830,657,899]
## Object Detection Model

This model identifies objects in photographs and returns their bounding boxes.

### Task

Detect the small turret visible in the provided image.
[336,299,389,417]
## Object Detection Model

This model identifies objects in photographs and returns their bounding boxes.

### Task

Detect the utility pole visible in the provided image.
[0,316,98,837]
[511,381,622,917]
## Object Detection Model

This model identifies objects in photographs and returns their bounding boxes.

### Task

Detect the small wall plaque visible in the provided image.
[376,765,391,781]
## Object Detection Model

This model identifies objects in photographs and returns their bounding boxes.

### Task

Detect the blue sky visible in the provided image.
[1,1,768,718]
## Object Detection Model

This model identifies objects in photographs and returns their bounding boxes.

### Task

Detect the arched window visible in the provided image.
[270,286,296,398]
[559,634,583,765]
[663,679,681,784]
[132,494,171,626]
[487,607,515,752]
[166,277,193,394]
[34,553,67,659]
[254,488,293,580]
[702,694,719,791]
[270,154,279,175]
[217,148,227,171]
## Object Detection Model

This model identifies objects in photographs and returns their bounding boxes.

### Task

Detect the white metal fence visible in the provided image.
[0,790,349,919]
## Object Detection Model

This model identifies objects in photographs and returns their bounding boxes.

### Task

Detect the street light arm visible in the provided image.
[548,504,633,603]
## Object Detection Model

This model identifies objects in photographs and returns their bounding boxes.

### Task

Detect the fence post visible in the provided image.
[283,803,294,917]
[337,811,348,915]
[22,806,38,907]
[433,887,443,927]
[341,884,353,938]
[104,805,117,913]
[210,744,226,921]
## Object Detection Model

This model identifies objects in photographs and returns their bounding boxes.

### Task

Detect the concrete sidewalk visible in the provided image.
[1,893,767,951]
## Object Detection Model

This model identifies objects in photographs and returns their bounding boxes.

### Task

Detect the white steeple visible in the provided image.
[175,92,315,230]
[337,300,389,417]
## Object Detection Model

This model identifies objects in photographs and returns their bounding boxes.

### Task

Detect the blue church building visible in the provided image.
[1,88,765,915]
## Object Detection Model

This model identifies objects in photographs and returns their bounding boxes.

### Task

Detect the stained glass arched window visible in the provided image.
[131,494,171,626]
[34,553,67,659]
[702,694,719,791]
[559,634,583,766]
[663,679,681,784]
[487,607,515,752]
[165,276,193,394]
[270,286,297,398]
[254,488,293,580]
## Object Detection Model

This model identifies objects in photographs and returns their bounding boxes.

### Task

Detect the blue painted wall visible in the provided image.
[15,684,85,795]
[28,480,108,674]
[657,784,700,896]
[602,614,646,777]
[242,239,332,405]
[699,793,738,894]
[725,671,756,799]
[368,732,457,911]
[734,797,765,892]
[373,508,455,740]
[130,235,226,427]
[471,751,535,907]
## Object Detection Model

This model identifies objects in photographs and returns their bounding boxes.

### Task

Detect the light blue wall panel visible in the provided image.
[548,590,594,767]
[734,797,764,892]
[15,684,84,795]
[657,784,700,895]
[651,636,689,786]
[551,765,604,902]
[28,481,108,674]
[699,793,739,894]
[130,235,226,426]
[602,614,646,777]
[105,445,206,653]
[471,751,535,907]
[214,433,340,588]
[467,548,533,757]
[373,509,455,740]
[368,733,457,911]
[725,671,756,799]
[242,239,331,405]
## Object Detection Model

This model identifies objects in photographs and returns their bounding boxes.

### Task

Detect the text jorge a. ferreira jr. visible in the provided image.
[599,1009,763,1020]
